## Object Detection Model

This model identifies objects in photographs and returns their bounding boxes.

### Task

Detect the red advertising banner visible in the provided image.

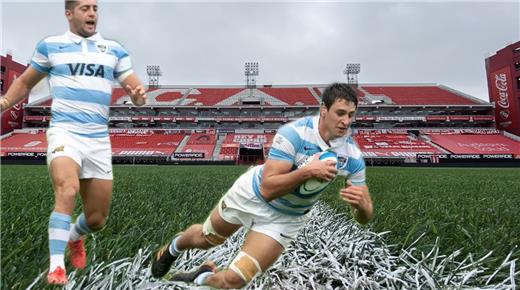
[425,115,447,121]
[448,115,471,121]
[490,67,520,135]
[472,115,494,121]
[1,98,28,135]
[1,70,27,135]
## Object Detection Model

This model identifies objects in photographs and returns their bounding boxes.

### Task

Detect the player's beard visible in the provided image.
[71,18,97,37]
[81,20,97,37]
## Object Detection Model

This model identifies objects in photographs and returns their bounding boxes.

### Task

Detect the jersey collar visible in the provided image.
[65,30,103,44]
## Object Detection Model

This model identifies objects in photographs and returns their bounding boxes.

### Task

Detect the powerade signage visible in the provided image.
[5,152,47,157]
[417,154,514,160]
[173,152,205,159]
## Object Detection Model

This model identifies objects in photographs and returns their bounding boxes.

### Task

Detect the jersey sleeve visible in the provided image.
[112,43,133,82]
[345,156,366,185]
[267,124,301,164]
[30,40,51,73]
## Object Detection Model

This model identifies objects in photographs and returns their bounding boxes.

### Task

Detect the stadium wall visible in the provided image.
[485,41,520,136]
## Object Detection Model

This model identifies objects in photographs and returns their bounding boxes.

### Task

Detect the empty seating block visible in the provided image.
[362,86,478,105]
[428,134,520,154]
[111,132,185,156]
[260,88,319,105]
[186,133,217,145]
[184,88,244,106]
[0,132,47,156]
[354,133,442,157]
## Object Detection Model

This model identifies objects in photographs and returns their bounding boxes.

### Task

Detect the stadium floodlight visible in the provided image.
[244,61,259,89]
[146,65,162,88]
[244,62,259,76]
[344,63,360,75]
[343,63,360,86]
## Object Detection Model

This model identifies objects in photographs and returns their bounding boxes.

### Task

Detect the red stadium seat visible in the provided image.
[428,134,520,154]
[0,132,47,156]
[259,88,319,106]
[362,86,478,105]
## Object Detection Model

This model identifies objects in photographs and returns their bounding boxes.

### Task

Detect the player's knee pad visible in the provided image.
[202,218,227,246]
[229,251,262,284]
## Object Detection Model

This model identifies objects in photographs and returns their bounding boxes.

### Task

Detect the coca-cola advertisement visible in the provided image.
[1,98,28,135]
[489,67,520,135]
[1,57,28,135]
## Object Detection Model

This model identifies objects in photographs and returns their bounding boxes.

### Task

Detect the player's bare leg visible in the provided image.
[47,157,80,285]
[67,179,112,269]
[151,205,241,278]
[172,230,284,289]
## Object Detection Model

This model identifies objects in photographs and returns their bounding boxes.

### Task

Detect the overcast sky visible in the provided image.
[1,0,519,102]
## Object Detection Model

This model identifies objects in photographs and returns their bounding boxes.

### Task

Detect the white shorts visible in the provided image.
[46,127,113,180]
[216,167,308,248]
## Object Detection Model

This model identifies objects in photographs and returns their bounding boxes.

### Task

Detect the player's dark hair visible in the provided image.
[65,0,79,11]
[321,83,358,109]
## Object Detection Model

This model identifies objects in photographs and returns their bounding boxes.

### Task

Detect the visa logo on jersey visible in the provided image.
[67,63,105,77]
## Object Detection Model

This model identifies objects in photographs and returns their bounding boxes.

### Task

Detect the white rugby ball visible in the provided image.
[299,151,338,195]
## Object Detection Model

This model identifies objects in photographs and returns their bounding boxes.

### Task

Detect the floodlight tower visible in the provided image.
[343,63,360,87]
[146,65,162,88]
[244,61,259,91]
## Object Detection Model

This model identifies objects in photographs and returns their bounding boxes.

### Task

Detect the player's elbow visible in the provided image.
[258,183,276,201]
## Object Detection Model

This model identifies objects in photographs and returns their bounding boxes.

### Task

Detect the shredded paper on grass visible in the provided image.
[28,202,517,289]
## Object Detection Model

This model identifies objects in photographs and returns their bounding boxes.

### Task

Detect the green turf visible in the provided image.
[1,165,519,289]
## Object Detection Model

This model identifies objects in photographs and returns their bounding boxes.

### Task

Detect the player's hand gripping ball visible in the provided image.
[299,151,338,195]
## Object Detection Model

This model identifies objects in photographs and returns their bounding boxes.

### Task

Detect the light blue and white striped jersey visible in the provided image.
[252,115,366,216]
[31,31,133,138]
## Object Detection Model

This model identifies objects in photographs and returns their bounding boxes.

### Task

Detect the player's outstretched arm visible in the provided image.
[120,73,147,106]
[260,156,337,201]
[339,180,373,224]
[1,67,46,112]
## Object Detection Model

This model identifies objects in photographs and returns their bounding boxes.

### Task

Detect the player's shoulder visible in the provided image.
[276,115,313,136]
[282,115,315,136]
[102,38,125,49]
[291,115,314,129]
[99,38,129,58]
[344,135,364,159]
[40,33,71,44]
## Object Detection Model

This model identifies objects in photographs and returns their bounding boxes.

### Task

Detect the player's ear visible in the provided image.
[320,104,327,118]
[65,9,73,20]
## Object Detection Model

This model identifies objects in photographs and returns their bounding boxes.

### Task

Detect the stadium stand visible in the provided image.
[172,133,218,160]
[354,131,444,157]
[153,91,185,103]
[3,80,519,165]
[183,88,244,106]
[111,131,185,157]
[218,134,273,160]
[361,85,480,105]
[186,133,216,145]
[179,144,216,159]
[0,131,47,156]
[428,133,520,154]
[259,87,319,105]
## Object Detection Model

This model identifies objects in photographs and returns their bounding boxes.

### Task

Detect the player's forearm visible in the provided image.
[352,202,373,225]
[1,79,31,112]
[259,167,312,201]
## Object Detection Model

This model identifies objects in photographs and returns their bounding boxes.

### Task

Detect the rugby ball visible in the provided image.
[299,151,338,195]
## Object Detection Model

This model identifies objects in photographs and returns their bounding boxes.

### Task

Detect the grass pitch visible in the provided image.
[1,165,519,289]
